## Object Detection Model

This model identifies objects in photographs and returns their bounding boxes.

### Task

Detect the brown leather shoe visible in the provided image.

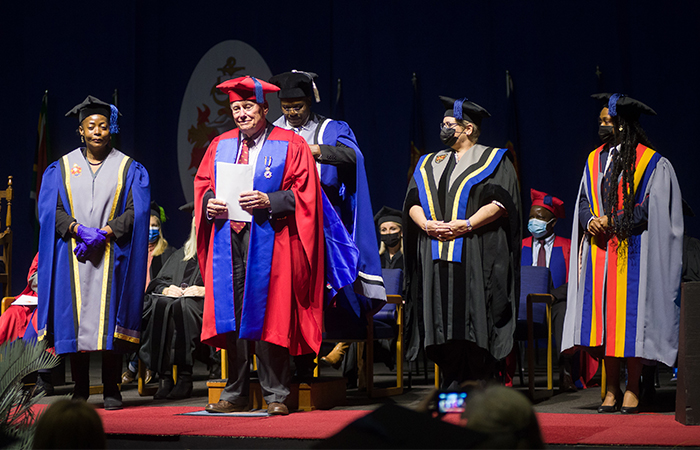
[205,400,249,413]
[320,342,350,369]
[121,369,136,384]
[267,402,289,415]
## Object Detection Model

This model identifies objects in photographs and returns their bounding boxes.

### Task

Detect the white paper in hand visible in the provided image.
[11,295,38,306]
[216,162,254,222]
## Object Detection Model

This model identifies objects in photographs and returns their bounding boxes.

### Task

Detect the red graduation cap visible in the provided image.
[530,188,565,219]
[217,76,280,103]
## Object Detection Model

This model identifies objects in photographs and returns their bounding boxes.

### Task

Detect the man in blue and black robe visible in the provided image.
[269,71,385,374]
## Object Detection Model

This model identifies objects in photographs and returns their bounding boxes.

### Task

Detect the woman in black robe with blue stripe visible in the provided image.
[403,97,521,388]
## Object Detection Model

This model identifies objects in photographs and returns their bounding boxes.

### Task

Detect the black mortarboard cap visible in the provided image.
[179,201,195,216]
[150,201,167,223]
[269,71,321,102]
[374,206,403,228]
[439,96,491,127]
[683,198,695,217]
[65,95,121,133]
[591,93,657,119]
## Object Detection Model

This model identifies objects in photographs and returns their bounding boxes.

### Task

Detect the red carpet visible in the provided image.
[34,405,700,445]
[100,406,369,440]
[536,413,700,446]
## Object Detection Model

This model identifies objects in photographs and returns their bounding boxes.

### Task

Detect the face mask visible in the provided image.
[528,218,554,239]
[149,227,160,243]
[380,232,401,248]
[598,125,615,144]
[440,127,461,147]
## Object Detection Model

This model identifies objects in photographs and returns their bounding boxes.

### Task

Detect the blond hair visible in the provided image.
[183,216,197,261]
[151,214,169,256]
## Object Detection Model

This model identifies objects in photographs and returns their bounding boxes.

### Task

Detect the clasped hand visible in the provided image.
[162,285,205,297]
[73,226,107,261]
[588,215,609,236]
[425,220,470,241]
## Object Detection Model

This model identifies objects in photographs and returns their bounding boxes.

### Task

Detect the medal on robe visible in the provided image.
[435,154,447,164]
[264,156,273,179]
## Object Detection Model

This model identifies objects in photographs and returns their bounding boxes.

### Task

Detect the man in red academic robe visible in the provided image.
[520,189,577,391]
[506,189,595,391]
[194,76,324,415]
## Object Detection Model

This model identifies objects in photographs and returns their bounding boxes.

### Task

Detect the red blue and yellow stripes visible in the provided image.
[579,144,660,356]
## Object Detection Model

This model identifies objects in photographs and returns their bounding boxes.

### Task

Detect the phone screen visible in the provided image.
[437,391,468,413]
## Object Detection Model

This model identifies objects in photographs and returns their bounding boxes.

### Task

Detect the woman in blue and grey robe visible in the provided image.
[37,95,150,410]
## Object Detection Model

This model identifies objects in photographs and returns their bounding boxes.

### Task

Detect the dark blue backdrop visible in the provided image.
[2,1,699,290]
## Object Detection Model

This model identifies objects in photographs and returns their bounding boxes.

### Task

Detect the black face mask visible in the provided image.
[440,127,458,147]
[598,125,615,144]
[380,232,401,248]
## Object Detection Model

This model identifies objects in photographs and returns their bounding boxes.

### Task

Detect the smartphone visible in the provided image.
[436,391,468,414]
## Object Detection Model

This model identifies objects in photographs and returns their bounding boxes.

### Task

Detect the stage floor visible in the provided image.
[34,354,693,449]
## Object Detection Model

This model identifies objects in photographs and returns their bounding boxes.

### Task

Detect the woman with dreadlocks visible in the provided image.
[562,94,683,414]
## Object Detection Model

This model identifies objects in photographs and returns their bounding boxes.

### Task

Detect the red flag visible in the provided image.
[505,70,521,185]
[408,73,425,180]
[31,91,51,250]
[31,91,50,212]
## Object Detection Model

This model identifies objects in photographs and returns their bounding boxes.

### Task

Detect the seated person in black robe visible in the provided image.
[139,217,210,400]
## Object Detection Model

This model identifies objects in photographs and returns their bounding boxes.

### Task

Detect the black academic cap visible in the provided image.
[179,201,195,216]
[683,198,695,217]
[269,71,320,102]
[591,93,657,119]
[150,201,167,223]
[374,206,403,228]
[439,96,491,127]
[65,95,121,133]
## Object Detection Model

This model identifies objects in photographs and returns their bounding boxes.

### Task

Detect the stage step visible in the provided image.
[207,376,347,412]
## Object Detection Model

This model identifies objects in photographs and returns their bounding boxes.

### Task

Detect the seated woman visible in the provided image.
[139,216,208,399]
[0,253,56,395]
[122,201,175,385]
[0,254,38,345]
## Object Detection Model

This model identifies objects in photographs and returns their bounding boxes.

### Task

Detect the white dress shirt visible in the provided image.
[532,233,556,267]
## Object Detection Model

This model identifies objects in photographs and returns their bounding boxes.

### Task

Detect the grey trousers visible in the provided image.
[218,225,291,406]
[219,332,291,405]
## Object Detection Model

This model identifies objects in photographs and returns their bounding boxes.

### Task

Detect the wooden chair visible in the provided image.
[519,265,555,400]
[0,176,12,298]
[434,266,555,399]
[1,296,13,314]
[320,268,404,398]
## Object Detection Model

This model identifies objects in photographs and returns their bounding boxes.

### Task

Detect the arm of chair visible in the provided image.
[527,293,555,306]
[385,294,403,305]
[1,296,15,315]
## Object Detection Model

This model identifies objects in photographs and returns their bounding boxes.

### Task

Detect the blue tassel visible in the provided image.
[251,77,264,103]
[453,97,468,120]
[608,93,623,117]
[109,104,120,134]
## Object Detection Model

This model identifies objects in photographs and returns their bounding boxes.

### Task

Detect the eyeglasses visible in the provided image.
[281,104,306,114]
[439,122,461,131]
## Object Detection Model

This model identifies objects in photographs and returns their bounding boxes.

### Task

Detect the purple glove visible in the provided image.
[73,241,89,260]
[76,226,107,252]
